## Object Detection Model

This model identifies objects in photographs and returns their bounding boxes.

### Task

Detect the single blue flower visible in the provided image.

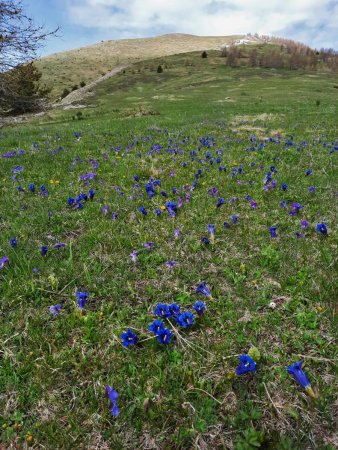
[102,205,109,215]
[17,186,25,192]
[236,355,257,375]
[165,260,177,269]
[0,256,9,269]
[207,224,215,235]
[201,237,210,244]
[76,291,88,309]
[196,282,211,297]
[89,189,95,200]
[154,303,171,318]
[138,206,147,216]
[306,169,313,176]
[49,304,62,316]
[287,360,315,397]
[53,243,66,249]
[223,221,230,228]
[193,301,206,316]
[280,200,287,209]
[148,320,165,335]
[176,311,195,328]
[28,183,35,193]
[155,208,162,216]
[41,245,48,256]
[231,215,239,224]
[281,183,288,191]
[68,197,75,206]
[316,223,327,235]
[168,303,180,317]
[10,238,17,248]
[144,241,155,249]
[269,226,277,238]
[157,328,173,344]
[292,203,303,213]
[309,186,315,193]
[121,329,138,347]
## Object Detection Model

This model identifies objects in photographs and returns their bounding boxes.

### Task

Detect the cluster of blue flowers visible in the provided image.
[67,190,95,209]
[121,297,207,348]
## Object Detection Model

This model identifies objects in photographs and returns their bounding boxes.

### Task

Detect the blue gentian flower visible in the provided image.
[287,360,315,397]
[216,197,226,208]
[316,223,327,235]
[105,386,120,417]
[301,220,309,228]
[193,301,206,316]
[102,205,109,215]
[280,200,287,208]
[89,189,95,200]
[165,260,177,269]
[17,186,25,192]
[49,304,62,316]
[157,328,173,344]
[281,183,288,191]
[10,238,17,248]
[223,221,230,228]
[269,226,277,238]
[0,256,9,269]
[130,250,138,262]
[309,186,315,193]
[168,303,180,317]
[201,237,210,244]
[154,303,171,318]
[292,203,303,213]
[121,329,138,347]
[76,291,88,309]
[250,200,258,208]
[236,355,257,375]
[28,183,35,193]
[306,169,313,176]
[166,202,177,218]
[148,319,165,335]
[41,245,48,256]
[68,197,75,206]
[231,215,239,224]
[207,224,215,234]
[53,243,66,249]
[144,242,154,249]
[155,208,162,216]
[196,282,211,297]
[138,206,147,216]
[176,311,195,328]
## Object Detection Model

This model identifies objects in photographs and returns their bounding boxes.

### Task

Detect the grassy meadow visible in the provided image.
[0,49,337,449]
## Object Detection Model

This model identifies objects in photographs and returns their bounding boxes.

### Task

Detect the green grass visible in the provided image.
[0,51,337,449]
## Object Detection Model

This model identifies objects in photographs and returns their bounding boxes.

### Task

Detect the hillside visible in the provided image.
[36,33,245,99]
[1,33,337,450]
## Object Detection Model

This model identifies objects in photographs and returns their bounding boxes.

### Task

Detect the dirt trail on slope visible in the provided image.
[57,65,128,107]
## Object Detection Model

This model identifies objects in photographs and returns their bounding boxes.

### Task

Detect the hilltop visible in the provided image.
[35,33,246,98]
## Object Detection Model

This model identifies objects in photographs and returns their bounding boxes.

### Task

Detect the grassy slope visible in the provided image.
[35,34,243,99]
[0,50,337,449]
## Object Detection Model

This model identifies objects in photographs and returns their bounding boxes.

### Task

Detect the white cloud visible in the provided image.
[66,0,338,49]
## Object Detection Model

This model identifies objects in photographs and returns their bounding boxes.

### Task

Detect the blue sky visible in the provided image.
[25,0,338,57]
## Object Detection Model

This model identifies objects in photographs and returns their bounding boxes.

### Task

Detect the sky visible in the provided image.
[25,0,338,57]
